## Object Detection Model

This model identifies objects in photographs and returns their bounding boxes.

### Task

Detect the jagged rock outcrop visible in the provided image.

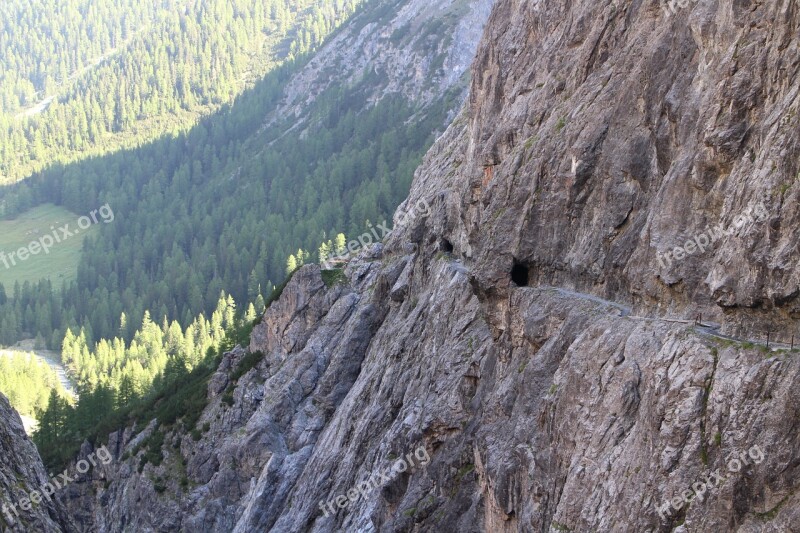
[0,394,75,532]
[59,0,800,532]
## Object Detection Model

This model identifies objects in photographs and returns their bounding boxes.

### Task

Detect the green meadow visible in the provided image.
[0,203,97,287]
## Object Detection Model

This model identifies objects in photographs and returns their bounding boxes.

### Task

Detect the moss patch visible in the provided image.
[321,268,348,287]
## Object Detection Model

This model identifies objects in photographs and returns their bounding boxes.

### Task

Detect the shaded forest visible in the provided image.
[0,67,461,348]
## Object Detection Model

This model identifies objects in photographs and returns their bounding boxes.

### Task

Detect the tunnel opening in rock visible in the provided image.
[440,239,454,253]
[511,262,530,287]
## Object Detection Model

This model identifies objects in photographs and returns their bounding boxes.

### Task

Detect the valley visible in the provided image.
[0,0,799,531]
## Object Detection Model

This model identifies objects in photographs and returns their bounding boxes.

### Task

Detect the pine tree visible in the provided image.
[254,293,266,315]
[117,374,136,408]
[294,248,308,268]
[335,233,347,256]
[245,303,257,323]
[319,240,332,264]
[223,294,236,331]
[34,390,69,453]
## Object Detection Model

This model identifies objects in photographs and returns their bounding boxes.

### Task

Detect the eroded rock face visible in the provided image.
[64,257,800,532]
[59,0,800,532]
[0,394,75,532]
[428,0,800,338]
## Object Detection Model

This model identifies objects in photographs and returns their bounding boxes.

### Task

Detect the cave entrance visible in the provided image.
[511,262,530,287]
[440,239,454,253]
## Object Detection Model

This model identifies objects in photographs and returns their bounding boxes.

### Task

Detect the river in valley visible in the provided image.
[0,339,76,396]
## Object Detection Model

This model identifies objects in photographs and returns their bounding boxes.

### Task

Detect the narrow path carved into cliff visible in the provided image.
[541,286,793,352]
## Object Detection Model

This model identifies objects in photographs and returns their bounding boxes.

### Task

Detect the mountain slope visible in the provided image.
[0,0,363,185]
[0,0,492,354]
[263,0,491,131]
[17,0,800,531]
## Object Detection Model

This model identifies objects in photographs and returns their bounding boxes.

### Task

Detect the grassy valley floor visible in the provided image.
[0,203,97,287]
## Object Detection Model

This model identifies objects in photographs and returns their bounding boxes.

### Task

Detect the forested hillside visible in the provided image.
[34,290,253,468]
[0,78,459,347]
[0,0,489,474]
[0,0,362,184]
[0,0,474,350]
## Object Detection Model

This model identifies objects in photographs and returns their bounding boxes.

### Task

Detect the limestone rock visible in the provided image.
[0,394,75,532]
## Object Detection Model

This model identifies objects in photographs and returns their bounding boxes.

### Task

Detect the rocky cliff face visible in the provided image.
[459,0,800,338]
[55,0,800,532]
[0,393,74,532]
